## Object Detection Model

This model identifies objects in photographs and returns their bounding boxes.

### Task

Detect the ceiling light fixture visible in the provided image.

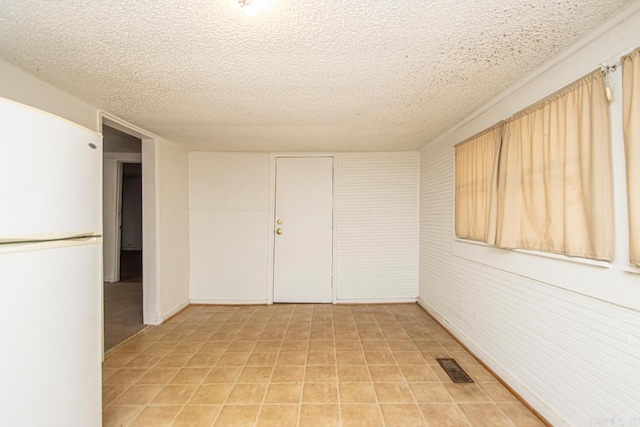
[237,0,268,17]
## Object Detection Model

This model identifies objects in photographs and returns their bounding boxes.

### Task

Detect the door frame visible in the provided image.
[99,113,162,331]
[267,153,339,305]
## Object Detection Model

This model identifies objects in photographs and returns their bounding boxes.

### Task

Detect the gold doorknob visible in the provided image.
[276,219,283,225]
[276,228,283,235]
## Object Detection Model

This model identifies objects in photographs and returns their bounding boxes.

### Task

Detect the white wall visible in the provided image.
[157,141,191,316]
[336,152,420,302]
[189,152,270,303]
[419,5,640,426]
[0,58,191,323]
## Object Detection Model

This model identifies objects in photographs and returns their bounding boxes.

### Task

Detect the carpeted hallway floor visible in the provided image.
[104,250,144,351]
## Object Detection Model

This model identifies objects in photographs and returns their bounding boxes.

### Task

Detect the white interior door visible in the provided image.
[273,157,334,303]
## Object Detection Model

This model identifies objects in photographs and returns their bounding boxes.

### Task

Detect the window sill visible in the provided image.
[454,238,611,269]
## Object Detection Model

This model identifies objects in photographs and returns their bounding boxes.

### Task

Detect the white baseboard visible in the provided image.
[416,297,561,427]
[160,300,190,322]
[337,297,417,304]
[190,298,267,305]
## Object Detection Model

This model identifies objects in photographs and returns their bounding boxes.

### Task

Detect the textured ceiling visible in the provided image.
[0,0,632,152]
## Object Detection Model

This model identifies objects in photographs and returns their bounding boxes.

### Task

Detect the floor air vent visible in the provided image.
[436,358,474,383]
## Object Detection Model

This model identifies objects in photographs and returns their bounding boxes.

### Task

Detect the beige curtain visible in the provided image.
[623,49,640,267]
[496,71,614,261]
[455,127,501,243]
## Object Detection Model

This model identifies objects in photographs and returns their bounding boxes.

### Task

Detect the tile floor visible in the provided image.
[102,304,545,427]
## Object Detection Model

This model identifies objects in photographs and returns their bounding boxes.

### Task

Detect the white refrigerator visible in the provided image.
[0,98,103,426]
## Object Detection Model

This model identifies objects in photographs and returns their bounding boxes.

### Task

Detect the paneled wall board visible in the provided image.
[337,152,420,301]
[189,152,271,303]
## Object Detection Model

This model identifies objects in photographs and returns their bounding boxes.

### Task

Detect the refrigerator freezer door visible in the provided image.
[0,239,102,427]
[0,97,102,242]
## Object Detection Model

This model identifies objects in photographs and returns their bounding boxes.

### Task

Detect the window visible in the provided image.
[454,127,501,244]
[455,71,615,261]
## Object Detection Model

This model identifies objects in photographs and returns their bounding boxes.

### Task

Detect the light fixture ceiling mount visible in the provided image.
[237,0,267,17]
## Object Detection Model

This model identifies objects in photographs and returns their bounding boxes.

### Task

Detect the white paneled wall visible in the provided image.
[419,7,640,426]
[189,153,270,303]
[337,152,420,301]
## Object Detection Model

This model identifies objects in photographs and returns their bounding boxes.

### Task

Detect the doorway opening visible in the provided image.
[102,125,144,351]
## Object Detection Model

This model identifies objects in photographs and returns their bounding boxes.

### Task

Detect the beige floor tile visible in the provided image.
[374,383,416,403]
[341,404,383,427]
[171,405,220,427]
[256,405,299,427]
[387,340,419,351]
[299,404,340,427]
[478,382,519,403]
[125,354,162,369]
[365,366,399,383]
[226,383,267,404]
[214,405,260,426]
[360,340,389,351]
[246,352,278,366]
[104,368,148,385]
[335,340,361,351]
[303,382,338,403]
[151,384,198,405]
[169,367,209,384]
[379,404,427,427]
[401,366,439,382]
[308,340,335,351]
[102,367,119,383]
[189,383,233,404]
[184,353,221,368]
[497,403,547,427]
[272,366,305,382]
[264,382,302,403]
[103,354,137,369]
[183,332,213,342]
[458,403,513,427]
[394,351,428,366]
[281,339,309,350]
[216,352,251,366]
[171,341,204,353]
[144,343,178,355]
[444,384,491,403]
[305,366,337,382]
[136,368,179,385]
[103,405,143,427]
[226,341,256,352]
[340,382,377,403]
[338,365,371,382]
[307,351,336,365]
[277,351,307,365]
[204,366,242,383]
[113,385,163,405]
[420,403,471,426]
[155,354,192,368]
[237,366,272,383]
[364,351,397,365]
[102,384,128,406]
[129,406,181,427]
[255,341,284,352]
[410,383,453,403]
[337,351,366,366]
[463,365,498,383]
